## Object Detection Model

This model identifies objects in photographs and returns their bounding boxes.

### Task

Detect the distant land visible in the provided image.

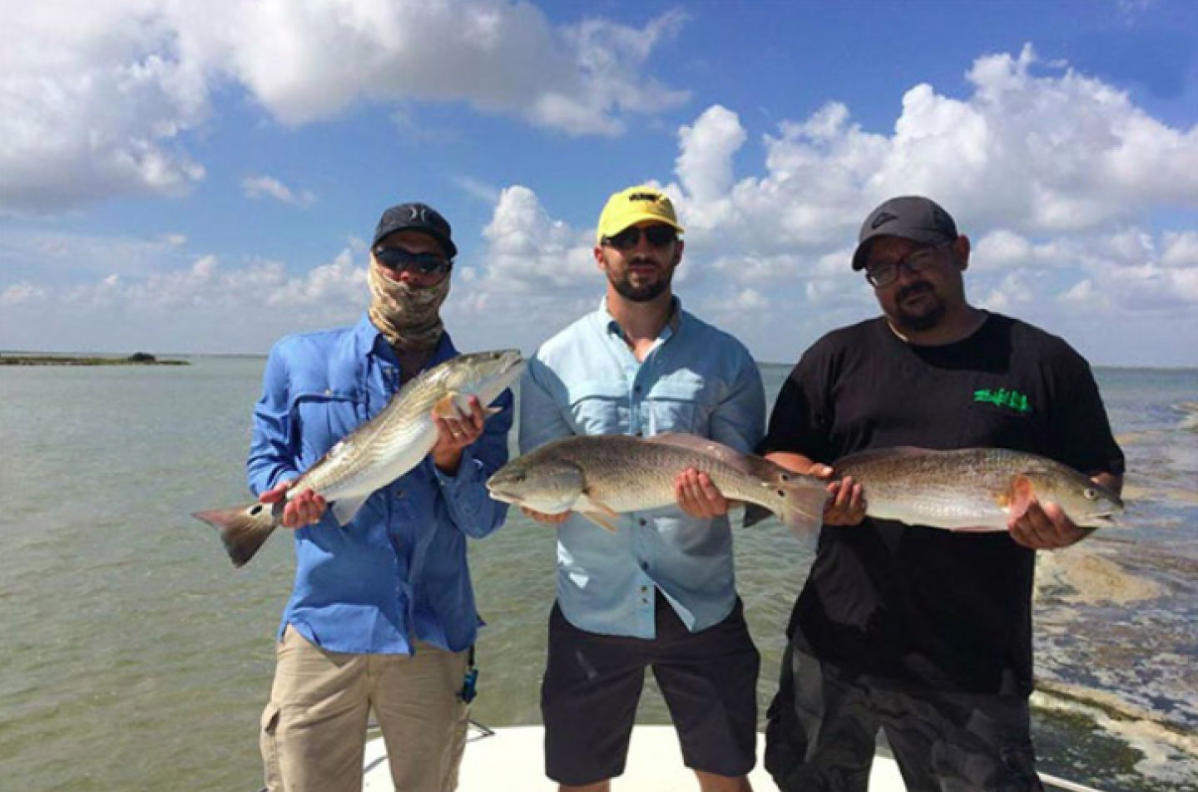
[0,352,189,366]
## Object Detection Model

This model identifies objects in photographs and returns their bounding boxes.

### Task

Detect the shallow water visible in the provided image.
[0,361,1195,791]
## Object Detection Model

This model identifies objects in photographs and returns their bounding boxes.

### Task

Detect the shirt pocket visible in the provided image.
[643,377,706,436]
[289,386,366,468]
[566,380,629,435]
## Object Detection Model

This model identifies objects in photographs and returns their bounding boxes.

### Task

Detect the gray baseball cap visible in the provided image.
[851,196,958,270]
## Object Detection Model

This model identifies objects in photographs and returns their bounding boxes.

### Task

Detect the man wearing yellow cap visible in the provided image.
[520,185,766,792]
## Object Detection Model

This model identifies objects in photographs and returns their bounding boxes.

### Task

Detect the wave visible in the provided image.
[1175,401,1198,431]
[1033,680,1198,784]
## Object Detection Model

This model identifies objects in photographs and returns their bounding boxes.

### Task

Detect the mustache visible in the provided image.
[896,282,932,302]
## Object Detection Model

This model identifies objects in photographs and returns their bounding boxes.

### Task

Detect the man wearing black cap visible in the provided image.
[759,196,1124,791]
[247,202,514,792]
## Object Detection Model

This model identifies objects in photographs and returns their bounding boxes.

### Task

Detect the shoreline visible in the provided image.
[0,355,189,366]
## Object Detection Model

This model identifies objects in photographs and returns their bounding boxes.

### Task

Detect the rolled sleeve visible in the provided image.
[435,389,514,538]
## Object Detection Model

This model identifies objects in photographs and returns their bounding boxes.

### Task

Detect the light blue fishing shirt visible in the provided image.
[520,298,765,639]
[247,314,513,655]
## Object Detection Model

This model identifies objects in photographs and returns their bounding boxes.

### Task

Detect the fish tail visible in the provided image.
[747,476,827,533]
[192,502,279,567]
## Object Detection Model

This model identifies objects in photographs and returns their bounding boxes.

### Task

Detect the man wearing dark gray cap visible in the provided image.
[247,202,514,792]
[758,196,1124,791]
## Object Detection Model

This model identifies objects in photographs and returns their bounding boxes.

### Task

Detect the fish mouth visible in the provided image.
[484,480,520,504]
[492,350,526,379]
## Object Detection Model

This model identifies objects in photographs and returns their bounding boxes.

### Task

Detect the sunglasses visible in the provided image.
[602,225,677,251]
[864,242,951,289]
[373,247,452,277]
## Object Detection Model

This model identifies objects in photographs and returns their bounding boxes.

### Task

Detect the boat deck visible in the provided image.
[363,724,906,791]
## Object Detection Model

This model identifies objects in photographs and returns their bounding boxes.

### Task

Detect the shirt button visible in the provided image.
[324,388,333,396]
[633,385,642,393]
[638,518,647,527]
[394,487,405,498]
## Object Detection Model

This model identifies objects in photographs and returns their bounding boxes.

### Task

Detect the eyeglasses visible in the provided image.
[373,247,452,277]
[602,225,677,251]
[864,242,952,289]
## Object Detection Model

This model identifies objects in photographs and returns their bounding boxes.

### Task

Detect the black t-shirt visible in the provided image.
[761,313,1124,695]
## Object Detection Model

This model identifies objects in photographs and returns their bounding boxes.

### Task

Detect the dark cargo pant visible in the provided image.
[764,641,1044,792]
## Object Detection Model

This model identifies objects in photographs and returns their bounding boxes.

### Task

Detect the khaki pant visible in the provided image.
[260,625,470,792]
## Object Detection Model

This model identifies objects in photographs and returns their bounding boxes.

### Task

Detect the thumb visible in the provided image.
[259,479,294,503]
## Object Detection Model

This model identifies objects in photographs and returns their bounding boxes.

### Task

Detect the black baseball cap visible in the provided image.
[372,202,457,259]
[851,196,958,270]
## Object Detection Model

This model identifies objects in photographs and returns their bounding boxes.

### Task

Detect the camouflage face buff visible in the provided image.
[367,258,450,351]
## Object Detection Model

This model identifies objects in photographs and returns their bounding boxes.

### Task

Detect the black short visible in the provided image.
[764,642,1043,792]
[541,593,760,785]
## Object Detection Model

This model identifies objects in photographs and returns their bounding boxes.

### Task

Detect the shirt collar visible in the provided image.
[599,296,684,343]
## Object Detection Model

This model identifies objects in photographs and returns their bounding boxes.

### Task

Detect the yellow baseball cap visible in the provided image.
[596,185,685,244]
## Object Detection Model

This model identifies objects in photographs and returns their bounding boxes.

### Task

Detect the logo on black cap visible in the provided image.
[871,211,898,230]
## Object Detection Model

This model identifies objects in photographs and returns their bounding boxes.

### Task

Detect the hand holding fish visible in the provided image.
[823,471,867,527]
[1008,497,1091,550]
[431,394,487,473]
[259,480,328,529]
[674,468,730,518]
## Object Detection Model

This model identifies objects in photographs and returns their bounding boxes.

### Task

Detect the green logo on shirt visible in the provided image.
[974,388,1031,414]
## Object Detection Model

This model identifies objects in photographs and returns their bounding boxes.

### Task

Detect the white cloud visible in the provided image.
[0,247,370,353]
[242,175,316,207]
[468,45,1198,364]
[0,1,688,213]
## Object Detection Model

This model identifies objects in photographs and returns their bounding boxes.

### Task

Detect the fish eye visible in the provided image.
[779,473,791,482]
[1083,488,1097,500]
[250,504,263,516]
[776,489,785,497]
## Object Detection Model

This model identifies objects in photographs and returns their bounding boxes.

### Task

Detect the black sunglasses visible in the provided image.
[603,225,677,251]
[373,247,452,277]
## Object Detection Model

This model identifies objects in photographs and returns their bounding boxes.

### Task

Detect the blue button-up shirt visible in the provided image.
[247,315,512,654]
[519,299,765,638]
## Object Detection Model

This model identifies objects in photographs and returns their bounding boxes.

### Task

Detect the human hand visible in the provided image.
[815,465,866,527]
[674,468,730,518]
[1008,498,1091,549]
[259,480,327,529]
[521,506,571,526]
[432,395,487,472]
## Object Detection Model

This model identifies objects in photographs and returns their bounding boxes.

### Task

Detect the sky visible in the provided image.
[1,0,1197,367]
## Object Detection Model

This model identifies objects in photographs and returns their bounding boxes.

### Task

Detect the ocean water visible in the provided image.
[0,359,1195,791]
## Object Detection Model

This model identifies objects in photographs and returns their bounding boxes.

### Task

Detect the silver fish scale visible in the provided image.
[543,436,782,512]
[836,447,1081,530]
[288,353,516,504]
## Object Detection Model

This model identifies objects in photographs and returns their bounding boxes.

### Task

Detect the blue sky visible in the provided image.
[2,0,1197,366]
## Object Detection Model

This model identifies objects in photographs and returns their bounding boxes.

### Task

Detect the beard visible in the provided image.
[890,282,946,332]
[608,260,674,303]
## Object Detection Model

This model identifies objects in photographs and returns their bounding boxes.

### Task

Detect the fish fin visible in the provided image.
[766,476,830,534]
[742,503,773,528]
[576,494,620,533]
[432,392,467,420]
[192,502,279,568]
[331,494,370,526]
[646,433,748,464]
[578,510,620,533]
[646,433,791,482]
[832,446,926,473]
[1009,474,1035,520]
